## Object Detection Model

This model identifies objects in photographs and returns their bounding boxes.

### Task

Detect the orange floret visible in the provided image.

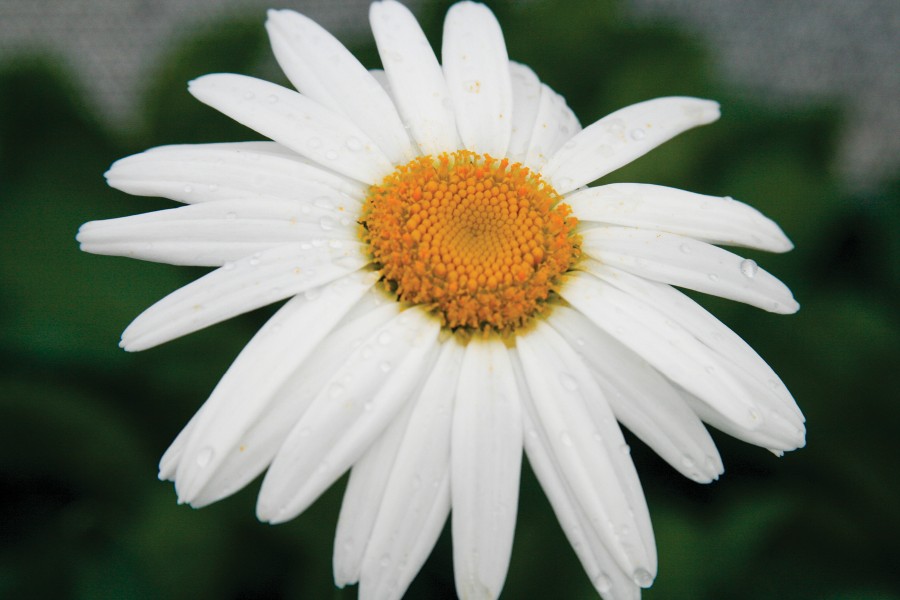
[360,150,581,333]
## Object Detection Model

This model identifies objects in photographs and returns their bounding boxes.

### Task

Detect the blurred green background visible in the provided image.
[1,0,898,598]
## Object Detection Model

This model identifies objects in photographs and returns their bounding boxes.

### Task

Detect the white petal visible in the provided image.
[334,398,416,587]
[266,9,415,165]
[358,340,463,600]
[560,271,764,430]
[105,142,365,204]
[188,74,393,184]
[77,197,358,266]
[543,97,720,194]
[680,391,800,452]
[442,1,512,156]
[524,83,581,172]
[588,264,804,430]
[190,301,401,508]
[506,62,542,163]
[159,410,201,482]
[547,306,723,483]
[121,241,369,351]
[519,406,640,600]
[566,183,794,253]
[580,227,799,314]
[451,336,522,600]
[171,272,378,504]
[257,307,440,523]
[516,322,656,581]
[370,0,459,154]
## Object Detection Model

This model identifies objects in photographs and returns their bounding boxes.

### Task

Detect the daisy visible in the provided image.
[77,2,805,598]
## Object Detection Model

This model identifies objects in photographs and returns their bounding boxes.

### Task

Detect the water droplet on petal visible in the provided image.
[558,372,578,391]
[345,136,362,151]
[266,94,278,104]
[224,211,237,220]
[633,568,653,588]
[196,447,214,468]
[319,216,336,231]
[559,431,574,447]
[740,258,759,278]
[379,361,392,373]
[594,574,612,593]
[708,273,720,282]
[307,137,322,149]
[243,91,255,100]
[680,243,692,254]
[377,331,392,346]
[620,443,631,455]
[630,128,646,140]
[223,262,235,271]
[325,150,339,160]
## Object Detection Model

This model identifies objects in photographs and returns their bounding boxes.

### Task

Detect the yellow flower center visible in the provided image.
[360,150,580,333]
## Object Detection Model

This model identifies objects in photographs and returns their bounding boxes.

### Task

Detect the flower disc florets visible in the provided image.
[360,150,581,333]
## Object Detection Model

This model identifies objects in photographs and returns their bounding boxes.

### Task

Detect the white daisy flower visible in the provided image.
[77,2,805,598]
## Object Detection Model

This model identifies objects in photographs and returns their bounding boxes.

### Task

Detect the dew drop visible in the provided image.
[223,262,236,271]
[303,288,321,301]
[630,128,646,141]
[377,331,393,346]
[307,137,322,149]
[183,185,193,194]
[266,94,278,104]
[243,91,255,100]
[207,183,219,192]
[558,372,578,391]
[575,337,586,347]
[319,216,336,231]
[559,431,574,447]
[594,574,612,593]
[360,345,375,359]
[345,136,362,151]
[740,258,759,279]
[679,243,692,254]
[325,150,339,160]
[708,273,720,282]
[248,255,261,267]
[379,361,392,373]
[196,447,214,468]
[620,443,631,455]
[224,211,237,220]
[633,568,653,588]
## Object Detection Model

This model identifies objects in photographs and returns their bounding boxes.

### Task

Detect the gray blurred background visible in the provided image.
[1,0,897,192]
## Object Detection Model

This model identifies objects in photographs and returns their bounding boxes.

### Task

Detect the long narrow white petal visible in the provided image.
[543,97,720,194]
[547,306,723,482]
[589,264,804,428]
[105,142,365,204]
[159,410,202,482]
[516,323,656,582]
[257,307,440,524]
[188,74,393,184]
[333,399,416,587]
[580,227,799,314]
[172,272,378,504]
[266,10,415,164]
[560,271,764,430]
[442,1,512,156]
[359,340,463,600]
[190,301,401,508]
[452,336,522,600]
[77,197,358,266]
[566,183,793,252]
[519,406,640,600]
[506,62,542,163]
[370,0,459,154]
[121,241,369,351]
[524,84,581,172]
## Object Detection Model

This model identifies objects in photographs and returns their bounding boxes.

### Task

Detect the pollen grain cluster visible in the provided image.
[360,150,580,333]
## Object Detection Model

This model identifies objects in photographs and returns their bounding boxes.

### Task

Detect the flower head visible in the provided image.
[78,2,805,598]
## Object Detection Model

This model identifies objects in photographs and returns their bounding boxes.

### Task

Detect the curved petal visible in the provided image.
[451,336,522,600]
[524,83,581,172]
[587,264,804,429]
[188,74,393,184]
[519,405,640,600]
[171,272,378,504]
[506,62,542,163]
[189,301,401,508]
[333,398,417,587]
[358,340,463,600]
[104,142,365,204]
[559,271,764,431]
[266,9,415,164]
[579,227,799,313]
[543,97,720,194]
[120,241,369,351]
[256,307,440,523]
[77,197,358,266]
[566,183,793,253]
[369,0,459,155]
[547,306,723,482]
[442,1,512,156]
[516,323,656,582]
